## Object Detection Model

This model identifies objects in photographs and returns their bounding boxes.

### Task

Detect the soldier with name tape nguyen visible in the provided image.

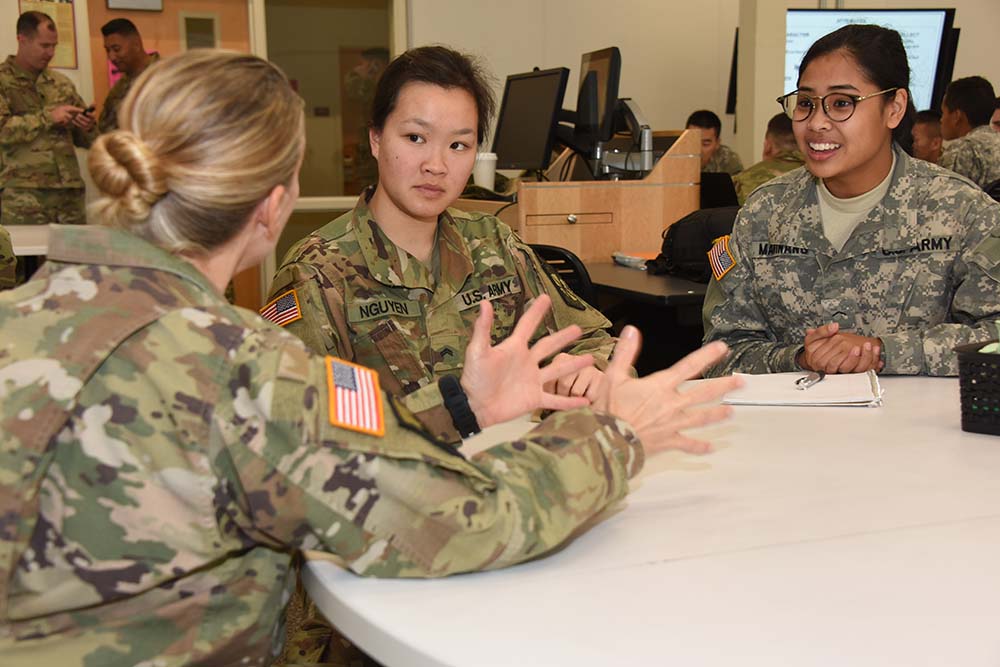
[703,25,1000,378]
[265,46,617,445]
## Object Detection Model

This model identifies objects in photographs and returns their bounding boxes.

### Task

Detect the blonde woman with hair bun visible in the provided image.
[0,50,737,666]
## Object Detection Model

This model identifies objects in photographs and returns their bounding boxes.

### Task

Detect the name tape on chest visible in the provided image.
[755,243,810,256]
[881,235,953,256]
[326,357,384,437]
[456,277,522,311]
[348,297,421,323]
[259,288,303,327]
[708,235,737,281]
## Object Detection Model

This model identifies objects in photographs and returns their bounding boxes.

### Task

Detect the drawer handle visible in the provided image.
[567,214,578,224]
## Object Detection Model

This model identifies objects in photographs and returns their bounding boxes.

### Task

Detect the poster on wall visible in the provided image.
[18,0,77,69]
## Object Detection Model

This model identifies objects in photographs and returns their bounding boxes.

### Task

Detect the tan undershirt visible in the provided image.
[818,153,896,252]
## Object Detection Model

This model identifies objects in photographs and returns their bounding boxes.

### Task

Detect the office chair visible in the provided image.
[529,244,599,308]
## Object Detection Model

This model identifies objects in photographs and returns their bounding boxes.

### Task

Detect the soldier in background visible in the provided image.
[267,46,617,446]
[939,76,1000,188]
[990,96,1000,133]
[98,18,158,134]
[703,25,1000,378]
[0,11,95,227]
[732,113,805,204]
[0,49,738,666]
[686,109,743,175]
[911,109,944,164]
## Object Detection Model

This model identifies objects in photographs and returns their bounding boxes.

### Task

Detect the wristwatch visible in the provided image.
[439,375,481,438]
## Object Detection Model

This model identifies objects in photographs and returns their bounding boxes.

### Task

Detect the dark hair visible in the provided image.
[101,18,140,39]
[996,96,1000,110]
[797,24,916,155]
[765,112,795,150]
[16,11,54,37]
[370,46,496,146]
[943,76,996,128]
[686,109,722,138]
[915,109,941,124]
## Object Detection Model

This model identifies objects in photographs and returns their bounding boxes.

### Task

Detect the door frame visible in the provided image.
[246,0,408,295]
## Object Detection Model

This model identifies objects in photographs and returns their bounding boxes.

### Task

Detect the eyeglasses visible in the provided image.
[776,88,899,122]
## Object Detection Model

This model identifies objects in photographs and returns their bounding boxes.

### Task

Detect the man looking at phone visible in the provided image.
[0,11,95,227]
[98,18,157,133]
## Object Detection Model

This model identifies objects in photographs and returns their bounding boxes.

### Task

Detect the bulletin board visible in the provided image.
[18,0,77,69]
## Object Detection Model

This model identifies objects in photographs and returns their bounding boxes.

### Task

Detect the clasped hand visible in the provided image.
[798,322,883,374]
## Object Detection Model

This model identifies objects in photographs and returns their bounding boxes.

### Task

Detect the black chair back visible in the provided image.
[529,244,598,308]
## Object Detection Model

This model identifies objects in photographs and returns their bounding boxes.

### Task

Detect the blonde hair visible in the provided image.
[88,50,305,254]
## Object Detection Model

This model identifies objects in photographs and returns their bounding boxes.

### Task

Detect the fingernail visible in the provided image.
[621,325,637,340]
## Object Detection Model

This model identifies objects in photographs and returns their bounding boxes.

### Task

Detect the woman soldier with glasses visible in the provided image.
[702,24,1000,378]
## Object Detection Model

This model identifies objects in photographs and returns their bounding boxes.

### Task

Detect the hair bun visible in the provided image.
[89,130,168,221]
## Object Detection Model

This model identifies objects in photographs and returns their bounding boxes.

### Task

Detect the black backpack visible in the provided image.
[646,206,740,283]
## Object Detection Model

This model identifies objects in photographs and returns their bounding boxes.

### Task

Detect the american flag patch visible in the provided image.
[259,289,302,327]
[708,235,736,281]
[326,357,384,437]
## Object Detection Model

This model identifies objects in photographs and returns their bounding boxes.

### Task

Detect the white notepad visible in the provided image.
[723,370,883,407]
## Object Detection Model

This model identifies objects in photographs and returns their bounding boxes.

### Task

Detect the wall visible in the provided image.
[408,0,742,154]
[737,0,1000,165]
[0,0,94,100]
[411,0,1000,169]
[87,0,250,112]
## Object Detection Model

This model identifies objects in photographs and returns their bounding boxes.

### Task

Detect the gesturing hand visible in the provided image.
[593,329,741,455]
[461,295,595,429]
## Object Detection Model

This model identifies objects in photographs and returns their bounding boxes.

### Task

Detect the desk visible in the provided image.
[304,377,1000,666]
[7,224,50,256]
[585,261,706,306]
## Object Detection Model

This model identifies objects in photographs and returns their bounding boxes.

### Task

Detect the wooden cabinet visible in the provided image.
[515,129,700,261]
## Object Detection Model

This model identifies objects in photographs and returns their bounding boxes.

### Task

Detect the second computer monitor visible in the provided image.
[492,67,570,171]
[579,47,621,144]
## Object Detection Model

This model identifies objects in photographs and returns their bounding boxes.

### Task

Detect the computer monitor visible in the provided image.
[579,47,621,144]
[492,67,570,171]
[784,9,956,111]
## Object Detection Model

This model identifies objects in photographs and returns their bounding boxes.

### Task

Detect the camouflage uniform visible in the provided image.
[0,55,95,226]
[732,150,805,205]
[703,145,1000,377]
[0,224,644,667]
[0,224,14,289]
[704,143,744,175]
[267,190,615,444]
[97,53,160,134]
[939,124,1000,189]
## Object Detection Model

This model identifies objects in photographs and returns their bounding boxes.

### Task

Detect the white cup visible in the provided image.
[473,152,498,190]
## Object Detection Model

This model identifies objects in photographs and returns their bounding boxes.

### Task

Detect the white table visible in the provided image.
[303,377,1000,666]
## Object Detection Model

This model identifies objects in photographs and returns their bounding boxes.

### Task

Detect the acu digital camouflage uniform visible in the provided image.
[267,190,615,444]
[97,53,160,134]
[0,224,14,289]
[703,145,1000,377]
[704,143,744,175]
[0,224,644,667]
[0,55,95,226]
[732,150,805,205]
[939,124,1000,189]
